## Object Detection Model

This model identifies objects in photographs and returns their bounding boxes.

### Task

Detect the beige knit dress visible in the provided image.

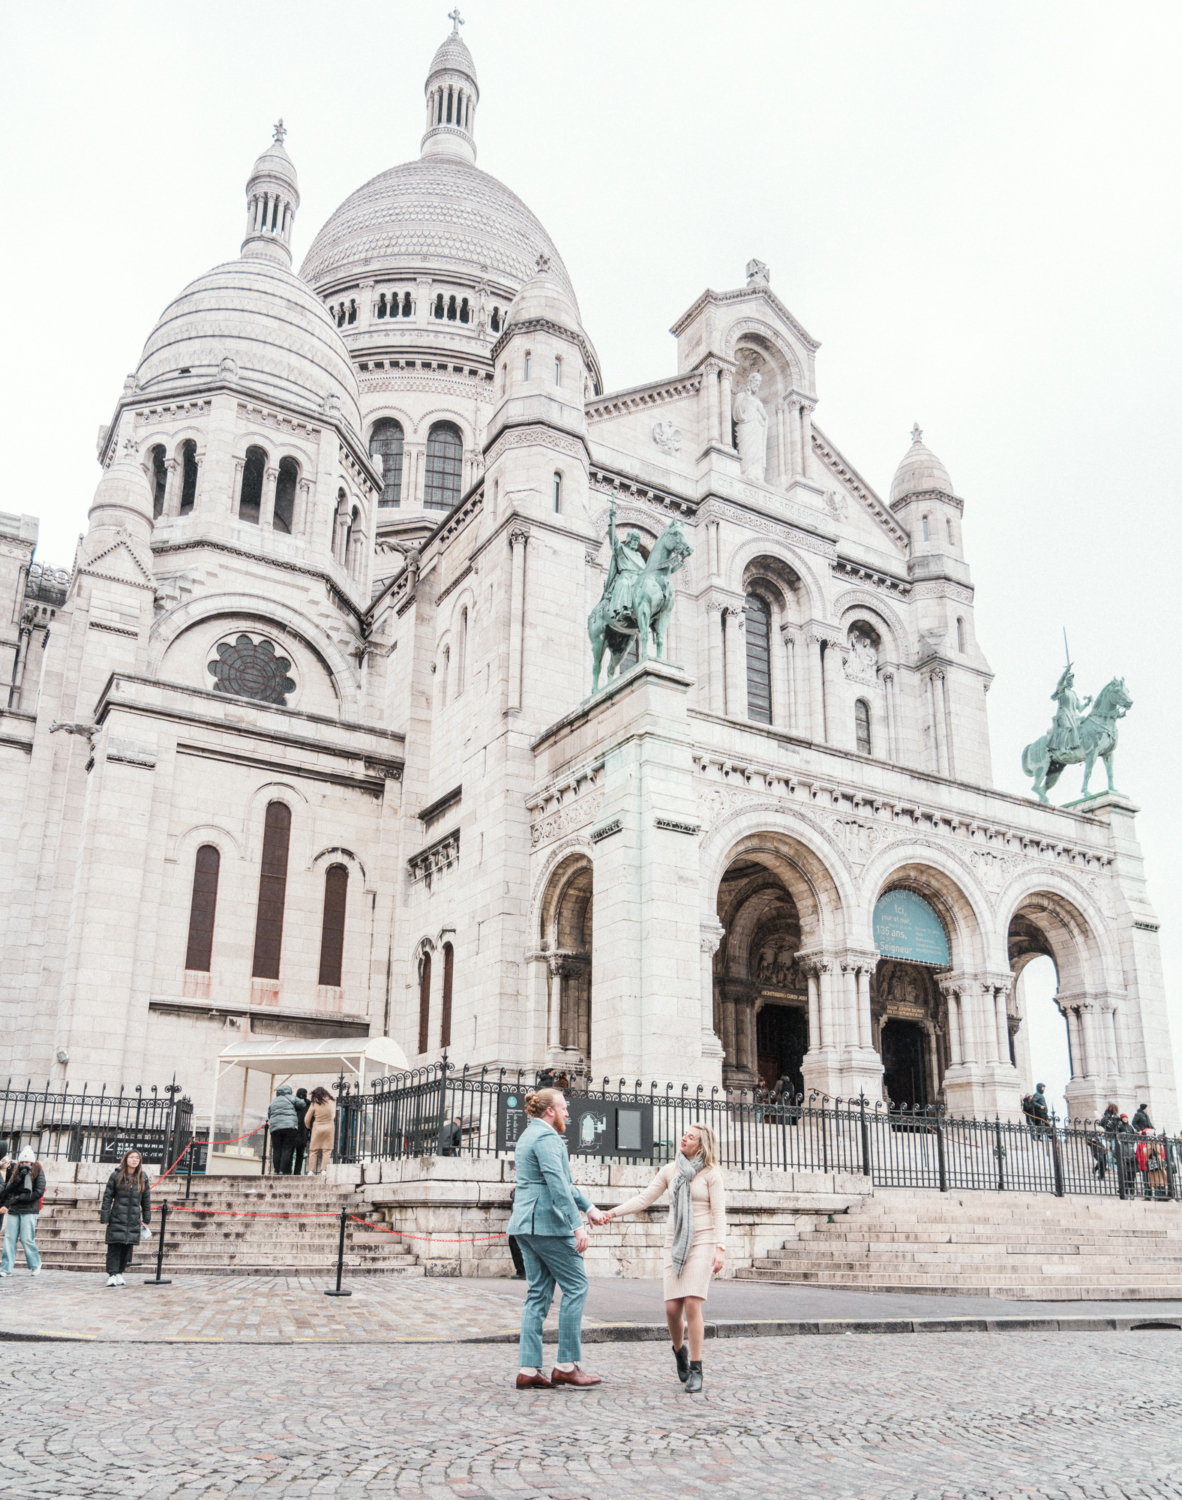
[613,1160,727,1300]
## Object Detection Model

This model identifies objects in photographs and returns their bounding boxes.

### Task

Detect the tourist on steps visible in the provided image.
[267,1084,301,1174]
[605,1122,727,1394]
[292,1088,311,1176]
[99,1150,151,1287]
[304,1088,336,1175]
[507,1088,608,1390]
[0,1146,46,1277]
[1132,1103,1154,1133]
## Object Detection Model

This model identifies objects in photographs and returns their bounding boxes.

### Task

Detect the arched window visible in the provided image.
[854,698,872,755]
[956,616,965,653]
[347,299,357,325]
[150,445,167,518]
[553,472,562,513]
[274,457,298,533]
[490,307,501,333]
[334,488,348,564]
[440,645,450,706]
[434,293,445,319]
[376,293,387,319]
[369,419,404,507]
[336,304,346,328]
[239,445,266,524]
[317,863,348,988]
[180,440,198,512]
[459,297,470,324]
[524,351,532,380]
[251,801,291,979]
[745,592,772,725]
[418,951,432,1054]
[457,608,468,694]
[446,295,457,321]
[184,844,220,972]
[440,942,455,1048]
[921,515,930,541]
[947,517,954,545]
[424,422,463,511]
[346,506,361,579]
[554,356,562,386]
[401,291,412,317]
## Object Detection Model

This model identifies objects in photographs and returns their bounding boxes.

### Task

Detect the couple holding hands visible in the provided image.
[507,1087,726,1394]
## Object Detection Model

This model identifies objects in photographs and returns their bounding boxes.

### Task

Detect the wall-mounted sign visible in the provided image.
[873,890,951,967]
[495,1092,654,1158]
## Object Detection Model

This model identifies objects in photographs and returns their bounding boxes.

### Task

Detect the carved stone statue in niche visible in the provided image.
[846,632,879,684]
[733,370,769,481]
[754,942,803,991]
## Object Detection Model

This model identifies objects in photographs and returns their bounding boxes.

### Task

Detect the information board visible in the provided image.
[496,1092,653,1158]
[872,890,950,967]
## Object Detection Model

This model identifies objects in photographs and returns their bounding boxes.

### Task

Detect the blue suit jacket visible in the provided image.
[506,1118,591,1237]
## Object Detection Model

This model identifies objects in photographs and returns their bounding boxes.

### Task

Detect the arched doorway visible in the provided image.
[715,856,809,1092]
[540,856,593,1071]
[871,888,954,1109]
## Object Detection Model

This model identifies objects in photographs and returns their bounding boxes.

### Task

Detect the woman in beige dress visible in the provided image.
[606,1121,725,1392]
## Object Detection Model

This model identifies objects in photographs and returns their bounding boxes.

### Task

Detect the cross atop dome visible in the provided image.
[911,422,923,444]
[273,118,286,144]
[448,7,464,33]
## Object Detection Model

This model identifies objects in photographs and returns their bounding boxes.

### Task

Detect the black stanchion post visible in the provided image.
[144,1198,172,1285]
[261,1122,270,1175]
[324,1205,353,1297]
[935,1114,948,1193]
[858,1095,871,1179]
[185,1141,195,1200]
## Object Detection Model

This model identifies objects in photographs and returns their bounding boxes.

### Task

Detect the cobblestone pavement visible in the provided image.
[3,1331,1181,1498]
[5,1270,1181,1347]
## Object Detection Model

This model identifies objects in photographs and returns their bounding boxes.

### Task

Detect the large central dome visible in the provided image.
[299,156,576,304]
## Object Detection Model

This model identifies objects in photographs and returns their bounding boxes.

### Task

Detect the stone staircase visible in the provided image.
[35,1176,423,1278]
[736,1187,1182,1300]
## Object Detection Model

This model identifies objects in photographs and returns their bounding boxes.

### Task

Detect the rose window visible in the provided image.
[207,634,296,706]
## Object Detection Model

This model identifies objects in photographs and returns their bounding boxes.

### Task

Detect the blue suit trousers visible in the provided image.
[515,1232,588,1369]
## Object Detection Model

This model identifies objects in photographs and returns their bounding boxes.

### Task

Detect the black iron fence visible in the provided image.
[334,1060,1182,1203]
[0,1080,193,1168]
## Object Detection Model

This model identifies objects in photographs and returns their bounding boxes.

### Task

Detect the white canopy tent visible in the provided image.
[205,1035,411,1169]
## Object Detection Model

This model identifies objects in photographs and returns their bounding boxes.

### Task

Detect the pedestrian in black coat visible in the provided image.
[1132,1104,1153,1133]
[292,1088,311,1176]
[100,1150,151,1287]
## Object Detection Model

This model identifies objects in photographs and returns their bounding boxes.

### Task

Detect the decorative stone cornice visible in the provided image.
[586,372,702,423]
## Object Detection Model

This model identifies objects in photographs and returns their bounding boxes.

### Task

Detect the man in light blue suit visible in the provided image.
[506,1087,608,1389]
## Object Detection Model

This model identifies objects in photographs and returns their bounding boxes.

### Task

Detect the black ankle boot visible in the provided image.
[673,1342,690,1382]
[686,1359,703,1393]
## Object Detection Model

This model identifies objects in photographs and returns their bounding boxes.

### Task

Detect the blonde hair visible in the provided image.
[684,1120,721,1172]
[524,1088,564,1118]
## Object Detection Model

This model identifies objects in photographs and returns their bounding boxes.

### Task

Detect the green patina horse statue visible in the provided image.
[1021,676,1133,804]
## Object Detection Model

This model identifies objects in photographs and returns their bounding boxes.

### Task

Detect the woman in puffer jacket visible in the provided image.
[99,1150,151,1287]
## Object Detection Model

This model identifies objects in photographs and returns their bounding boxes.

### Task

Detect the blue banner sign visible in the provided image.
[873,890,950,967]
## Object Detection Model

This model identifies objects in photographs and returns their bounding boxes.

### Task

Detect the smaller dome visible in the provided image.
[505,260,584,337]
[248,137,298,194]
[428,33,477,86]
[136,258,361,433]
[891,424,954,503]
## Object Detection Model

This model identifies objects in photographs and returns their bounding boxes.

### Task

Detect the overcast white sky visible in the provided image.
[2,1,1178,1116]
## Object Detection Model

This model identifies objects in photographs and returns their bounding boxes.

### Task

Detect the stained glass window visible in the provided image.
[207,634,296,706]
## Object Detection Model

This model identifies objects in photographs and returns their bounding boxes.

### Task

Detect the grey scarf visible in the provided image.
[669,1152,705,1276]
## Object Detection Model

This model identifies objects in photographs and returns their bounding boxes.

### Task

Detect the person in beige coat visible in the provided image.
[304,1087,336,1175]
[605,1121,726,1392]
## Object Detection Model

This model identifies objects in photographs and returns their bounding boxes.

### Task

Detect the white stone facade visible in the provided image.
[0,26,1174,1130]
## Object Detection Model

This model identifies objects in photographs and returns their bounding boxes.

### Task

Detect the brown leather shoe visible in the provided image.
[515,1371,554,1390]
[550,1365,602,1388]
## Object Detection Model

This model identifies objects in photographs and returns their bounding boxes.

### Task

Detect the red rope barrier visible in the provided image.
[152,1125,266,1188]
[160,1201,507,1243]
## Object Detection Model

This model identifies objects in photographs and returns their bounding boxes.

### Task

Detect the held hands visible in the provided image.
[586,1207,610,1227]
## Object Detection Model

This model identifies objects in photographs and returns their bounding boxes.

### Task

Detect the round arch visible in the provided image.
[861,844,994,971]
[998,873,1120,996]
[723,536,826,622]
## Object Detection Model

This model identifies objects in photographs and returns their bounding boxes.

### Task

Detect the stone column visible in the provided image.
[701,360,720,451]
[162,458,181,518]
[805,965,821,1050]
[706,601,726,714]
[295,478,313,537]
[507,527,529,712]
[778,625,796,732]
[719,367,734,447]
[359,278,375,330]
[939,669,956,779]
[927,670,945,775]
[231,457,244,518]
[800,402,815,478]
[546,957,563,1052]
[820,637,844,746]
[786,397,802,477]
[260,466,278,531]
[881,672,897,761]
[724,606,747,721]
[699,924,725,1068]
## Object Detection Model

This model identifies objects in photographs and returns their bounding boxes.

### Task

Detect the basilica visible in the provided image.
[0,22,1174,1128]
